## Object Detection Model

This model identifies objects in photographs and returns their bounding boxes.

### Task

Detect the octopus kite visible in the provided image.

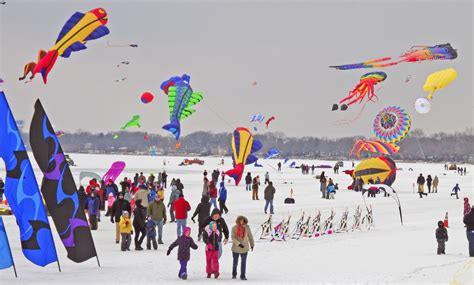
[332,72,387,111]
[330,43,457,70]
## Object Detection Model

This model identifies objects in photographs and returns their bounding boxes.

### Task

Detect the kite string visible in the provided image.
[201,101,235,129]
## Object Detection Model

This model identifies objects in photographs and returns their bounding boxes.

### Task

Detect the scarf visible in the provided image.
[236,224,246,239]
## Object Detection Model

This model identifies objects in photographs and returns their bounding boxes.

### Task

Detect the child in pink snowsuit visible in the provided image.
[203,221,220,279]
[107,193,116,216]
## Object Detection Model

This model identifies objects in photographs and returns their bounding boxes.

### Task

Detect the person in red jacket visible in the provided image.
[207,181,218,210]
[172,194,191,237]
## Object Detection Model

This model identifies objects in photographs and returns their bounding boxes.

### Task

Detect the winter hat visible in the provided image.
[122,211,129,217]
[183,227,191,236]
[209,221,215,230]
[437,220,444,227]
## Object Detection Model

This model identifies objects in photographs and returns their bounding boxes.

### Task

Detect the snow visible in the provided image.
[1,153,472,284]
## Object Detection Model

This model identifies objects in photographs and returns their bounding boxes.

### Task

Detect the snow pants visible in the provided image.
[437,238,446,254]
[179,260,188,278]
[467,230,474,257]
[206,250,219,274]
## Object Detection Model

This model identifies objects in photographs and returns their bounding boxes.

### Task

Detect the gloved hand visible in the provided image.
[223,239,228,245]
[163,220,167,225]
[191,218,196,223]
[238,243,244,249]
[110,218,114,224]
[166,250,171,256]
[251,246,254,251]
[131,231,134,235]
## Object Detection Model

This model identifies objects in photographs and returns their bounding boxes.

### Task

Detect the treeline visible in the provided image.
[23,128,474,163]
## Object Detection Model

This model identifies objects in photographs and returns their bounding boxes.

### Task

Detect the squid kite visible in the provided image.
[330,43,457,70]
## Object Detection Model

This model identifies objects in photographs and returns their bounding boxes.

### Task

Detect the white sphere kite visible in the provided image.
[415,97,431,114]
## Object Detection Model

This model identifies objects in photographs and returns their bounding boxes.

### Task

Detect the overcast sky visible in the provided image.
[0,0,472,138]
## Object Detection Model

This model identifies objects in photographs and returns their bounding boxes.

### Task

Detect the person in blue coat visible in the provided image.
[451,184,461,199]
[87,191,100,230]
[327,184,336,199]
[218,182,229,215]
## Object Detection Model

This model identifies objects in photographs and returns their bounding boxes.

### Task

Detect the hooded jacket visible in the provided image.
[133,199,147,229]
[111,198,131,222]
[172,197,191,220]
[200,208,229,240]
[191,196,211,223]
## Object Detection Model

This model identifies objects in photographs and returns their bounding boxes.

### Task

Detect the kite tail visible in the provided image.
[162,117,181,140]
[33,50,58,84]
[225,163,244,186]
[427,91,434,100]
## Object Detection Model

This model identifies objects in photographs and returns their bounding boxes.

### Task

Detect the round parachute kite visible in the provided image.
[350,139,399,158]
[373,106,411,145]
[141,92,154,104]
[353,156,396,186]
[414,98,431,114]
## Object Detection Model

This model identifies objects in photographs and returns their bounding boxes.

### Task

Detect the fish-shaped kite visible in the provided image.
[161,74,203,140]
[33,8,109,83]
[121,115,141,130]
[225,127,263,186]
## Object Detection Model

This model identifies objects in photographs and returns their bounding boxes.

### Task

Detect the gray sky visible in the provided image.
[1,0,472,138]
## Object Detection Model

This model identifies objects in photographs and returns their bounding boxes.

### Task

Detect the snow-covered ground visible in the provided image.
[1,153,472,284]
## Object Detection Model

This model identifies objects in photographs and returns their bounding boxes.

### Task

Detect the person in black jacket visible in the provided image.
[77,185,87,210]
[435,220,448,254]
[133,199,147,250]
[203,221,221,279]
[416,174,427,198]
[191,195,211,241]
[245,173,252,192]
[200,208,229,258]
[111,192,131,243]
[463,206,474,257]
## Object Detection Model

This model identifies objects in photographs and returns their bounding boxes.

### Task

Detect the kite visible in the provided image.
[225,127,263,186]
[79,171,101,186]
[353,156,396,186]
[415,98,431,114]
[264,148,279,159]
[250,114,265,123]
[32,8,109,84]
[106,41,138,48]
[254,161,263,167]
[373,106,411,145]
[0,1,5,4]
[265,116,275,128]
[55,130,65,137]
[115,77,127,83]
[141,92,154,104]
[333,72,387,111]
[116,61,130,67]
[102,161,126,183]
[423,68,457,100]
[175,142,182,149]
[0,78,3,85]
[253,127,258,132]
[113,134,119,139]
[19,50,47,82]
[251,81,258,86]
[330,43,457,70]
[121,115,141,130]
[161,74,203,140]
[144,132,150,141]
[350,139,399,158]
[405,75,412,83]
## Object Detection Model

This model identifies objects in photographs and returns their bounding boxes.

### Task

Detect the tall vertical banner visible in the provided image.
[30,100,97,263]
[0,92,58,267]
[0,216,14,271]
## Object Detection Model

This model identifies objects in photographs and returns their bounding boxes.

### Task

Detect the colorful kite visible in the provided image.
[55,130,65,137]
[373,106,411,145]
[161,74,203,140]
[121,115,141,130]
[353,156,397,186]
[225,127,263,186]
[32,8,109,83]
[350,139,399,158]
[113,134,119,139]
[333,72,387,111]
[250,114,265,123]
[330,43,457,70]
[141,92,154,104]
[19,50,47,82]
[264,148,279,159]
[265,116,275,128]
[79,171,101,186]
[102,161,126,183]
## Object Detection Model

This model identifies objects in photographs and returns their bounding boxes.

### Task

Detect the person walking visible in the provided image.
[264,172,270,185]
[191,195,211,241]
[168,184,181,223]
[147,195,167,244]
[172,194,191,237]
[417,174,427,198]
[463,206,474,257]
[427,175,433,193]
[277,162,281,172]
[203,221,221,279]
[146,216,158,250]
[208,181,218,209]
[435,220,448,255]
[432,175,439,193]
[200,208,229,258]
[218,181,229,214]
[86,191,100,230]
[320,172,327,199]
[167,227,198,280]
[133,199,147,250]
[202,177,210,196]
[451,184,461,199]
[252,176,260,200]
[231,216,255,281]
[161,171,168,188]
[245,173,252,192]
[464,198,471,216]
[110,192,131,243]
[135,184,150,208]
[264,182,276,214]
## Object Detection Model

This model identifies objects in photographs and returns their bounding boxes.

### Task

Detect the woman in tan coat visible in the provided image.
[231,216,254,280]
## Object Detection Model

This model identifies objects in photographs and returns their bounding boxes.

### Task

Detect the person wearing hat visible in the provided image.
[231,216,254,280]
[119,211,133,251]
[111,192,131,243]
[203,221,221,279]
[147,195,167,244]
[167,226,198,280]
[200,208,229,258]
